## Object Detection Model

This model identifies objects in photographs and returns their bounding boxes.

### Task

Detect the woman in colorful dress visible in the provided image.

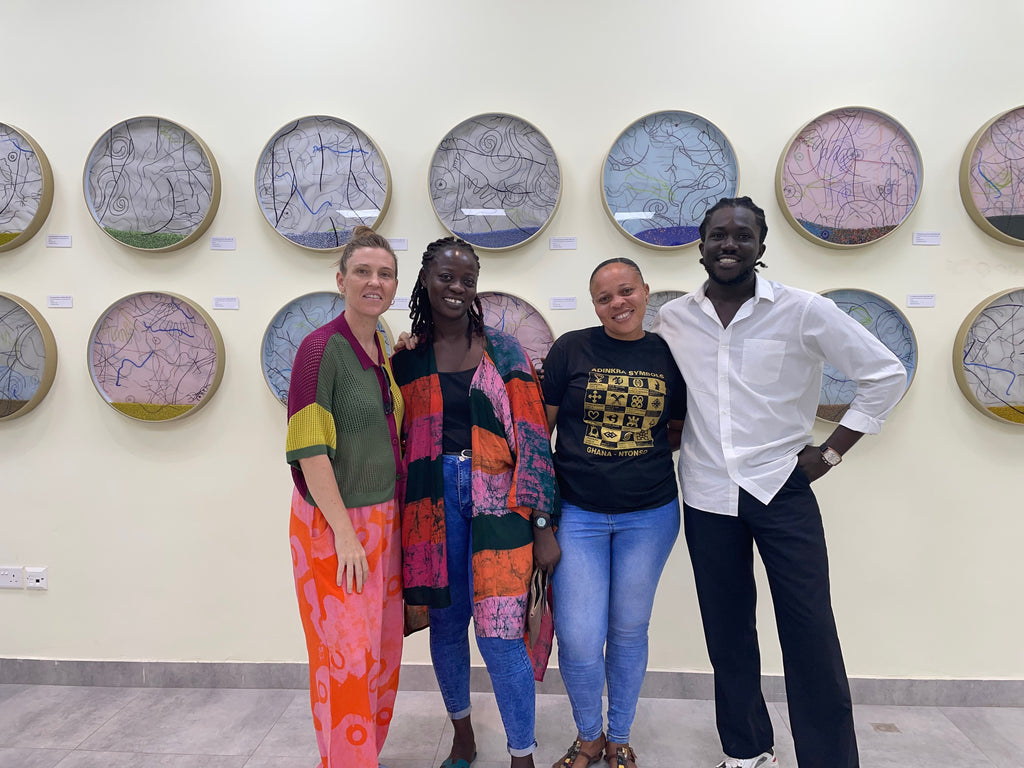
[542,258,685,768]
[286,225,404,768]
[391,236,558,768]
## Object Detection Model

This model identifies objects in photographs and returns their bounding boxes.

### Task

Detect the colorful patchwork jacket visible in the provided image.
[391,327,555,640]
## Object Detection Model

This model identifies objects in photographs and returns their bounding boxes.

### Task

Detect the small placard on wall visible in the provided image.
[47,295,73,308]
[212,296,240,310]
[549,296,577,310]
[906,293,936,308]
[388,238,409,251]
[912,231,941,246]
[550,236,577,250]
[391,296,410,310]
[210,236,236,251]
[46,235,72,248]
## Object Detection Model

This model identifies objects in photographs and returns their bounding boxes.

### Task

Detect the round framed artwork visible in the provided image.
[0,124,54,253]
[643,289,687,331]
[477,292,554,372]
[83,116,221,252]
[816,289,917,423]
[603,111,738,249]
[88,292,225,421]
[428,113,561,251]
[960,106,1024,246]
[261,292,394,405]
[953,287,1024,425]
[0,292,58,421]
[776,107,923,248]
[255,116,391,251]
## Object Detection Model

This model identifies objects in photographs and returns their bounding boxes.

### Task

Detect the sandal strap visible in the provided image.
[556,736,604,768]
[608,744,637,768]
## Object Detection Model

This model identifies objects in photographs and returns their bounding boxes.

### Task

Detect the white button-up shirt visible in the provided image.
[652,277,907,516]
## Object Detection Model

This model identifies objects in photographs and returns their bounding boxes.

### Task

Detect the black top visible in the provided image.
[440,367,475,453]
[542,327,685,513]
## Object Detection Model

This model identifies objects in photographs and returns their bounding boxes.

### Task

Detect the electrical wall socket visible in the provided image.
[0,566,24,589]
[25,566,47,590]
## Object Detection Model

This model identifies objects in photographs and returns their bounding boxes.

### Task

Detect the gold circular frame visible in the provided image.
[427,113,562,252]
[601,110,739,251]
[0,292,58,421]
[87,291,225,422]
[815,288,917,424]
[952,287,1024,426]
[261,291,395,405]
[775,106,923,249]
[959,106,1024,246]
[83,116,221,253]
[254,115,392,253]
[0,124,54,253]
[643,288,688,331]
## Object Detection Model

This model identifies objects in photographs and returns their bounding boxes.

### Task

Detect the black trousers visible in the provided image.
[684,469,859,768]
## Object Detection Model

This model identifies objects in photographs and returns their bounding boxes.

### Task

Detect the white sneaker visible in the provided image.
[716,750,777,768]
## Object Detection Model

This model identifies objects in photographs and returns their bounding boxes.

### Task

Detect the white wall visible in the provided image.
[2,0,1022,680]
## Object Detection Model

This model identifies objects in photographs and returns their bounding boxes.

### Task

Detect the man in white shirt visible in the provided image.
[652,197,906,768]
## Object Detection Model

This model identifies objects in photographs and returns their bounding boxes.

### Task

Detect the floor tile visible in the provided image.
[77,688,294,756]
[378,690,448,762]
[54,753,247,767]
[0,747,68,768]
[0,685,141,749]
[0,686,27,705]
[246,692,319,760]
[854,705,997,767]
[942,706,1024,768]
[241,756,320,768]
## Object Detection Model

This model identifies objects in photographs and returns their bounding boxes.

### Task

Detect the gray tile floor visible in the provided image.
[0,683,1021,767]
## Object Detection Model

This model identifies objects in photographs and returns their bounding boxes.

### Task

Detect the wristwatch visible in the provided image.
[532,513,552,531]
[820,445,843,467]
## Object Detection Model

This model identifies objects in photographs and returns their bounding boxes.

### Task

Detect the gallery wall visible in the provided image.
[2,0,1022,681]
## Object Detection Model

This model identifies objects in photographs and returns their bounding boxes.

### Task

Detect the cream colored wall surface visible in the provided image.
[2,0,1022,679]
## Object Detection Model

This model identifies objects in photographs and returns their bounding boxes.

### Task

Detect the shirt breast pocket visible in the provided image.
[741,339,786,386]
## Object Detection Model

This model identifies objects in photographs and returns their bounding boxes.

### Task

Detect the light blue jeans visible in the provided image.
[552,499,680,744]
[429,455,537,757]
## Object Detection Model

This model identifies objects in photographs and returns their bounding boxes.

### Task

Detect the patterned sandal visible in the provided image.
[606,743,637,768]
[553,734,605,768]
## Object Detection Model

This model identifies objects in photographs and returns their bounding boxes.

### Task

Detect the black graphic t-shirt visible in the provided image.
[542,327,685,513]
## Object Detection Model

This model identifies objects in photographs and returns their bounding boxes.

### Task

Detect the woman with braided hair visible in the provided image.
[391,236,559,768]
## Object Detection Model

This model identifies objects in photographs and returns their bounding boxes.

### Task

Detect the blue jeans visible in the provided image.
[429,455,537,757]
[552,499,680,744]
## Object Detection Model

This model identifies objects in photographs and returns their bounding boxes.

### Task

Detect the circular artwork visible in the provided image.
[255,116,391,251]
[84,116,220,251]
[643,290,687,331]
[817,289,916,423]
[262,292,394,405]
[960,106,1024,246]
[776,107,922,248]
[0,124,54,253]
[953,288,1024,425]
[603,111,738,249]
[88,292,225,421]
[478,292,554,372]
[429,113,561,251]
[0,293,57,421]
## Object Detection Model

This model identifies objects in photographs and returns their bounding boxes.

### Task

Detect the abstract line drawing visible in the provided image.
[478,292,554,373]
[84,117,220,251]
[261,292,394,405]
[643,289,687,331]
[255,116,391,251]
[777,107,922,248]
[954,288,1024,426]
[0,124,54,253]
[88,292,225,421]
[817,289,916,423]
[960,106,1024,246]
[603,111,738,249]
[429,113,560,250]
[0,293,57,421]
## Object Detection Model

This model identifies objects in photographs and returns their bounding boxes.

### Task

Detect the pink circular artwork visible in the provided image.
[478,292,554,374]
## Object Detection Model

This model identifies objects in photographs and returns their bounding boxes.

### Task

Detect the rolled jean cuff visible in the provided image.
[508,740,538,757]
[448,705,472,720]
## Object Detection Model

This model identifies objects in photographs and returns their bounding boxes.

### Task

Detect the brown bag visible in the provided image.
[526,567,555,681]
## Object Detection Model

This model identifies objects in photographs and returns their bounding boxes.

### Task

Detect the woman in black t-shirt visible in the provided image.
[542,258,684,768]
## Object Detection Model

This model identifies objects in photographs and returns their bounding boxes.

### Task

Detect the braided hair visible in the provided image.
[408,236,486,346]
[698,196,768,270]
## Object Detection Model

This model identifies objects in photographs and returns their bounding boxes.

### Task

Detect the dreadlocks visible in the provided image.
[408,236,486,346]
